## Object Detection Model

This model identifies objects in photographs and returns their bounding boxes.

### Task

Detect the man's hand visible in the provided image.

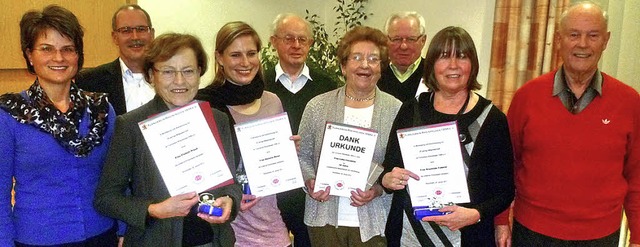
[495,224,512,247]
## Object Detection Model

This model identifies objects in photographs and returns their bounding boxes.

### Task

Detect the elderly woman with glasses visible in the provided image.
[0,5,117,246]
[297,26,401,246]
[94,33,241,247]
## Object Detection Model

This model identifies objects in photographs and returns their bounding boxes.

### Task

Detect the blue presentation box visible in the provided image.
[413,207,449,221]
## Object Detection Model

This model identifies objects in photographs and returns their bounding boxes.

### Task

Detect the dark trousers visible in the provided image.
[16,224,118,247]
[512,220,619,247]
[277,188,311,247]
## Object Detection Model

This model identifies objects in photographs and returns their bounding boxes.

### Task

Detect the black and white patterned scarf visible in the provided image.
[0,79,110,157]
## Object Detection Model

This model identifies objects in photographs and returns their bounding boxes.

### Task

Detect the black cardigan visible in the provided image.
[378,58,425,103]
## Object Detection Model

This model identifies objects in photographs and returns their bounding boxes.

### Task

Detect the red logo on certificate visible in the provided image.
[271,177,281,186]
[335,180,345,190]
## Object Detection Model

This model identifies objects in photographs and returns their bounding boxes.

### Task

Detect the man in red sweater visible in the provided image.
[498,1,640,246]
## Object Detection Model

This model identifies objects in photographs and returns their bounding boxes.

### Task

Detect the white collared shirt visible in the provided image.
[415,78,429,99]
[275,63,312,94]
[119,58,155,112]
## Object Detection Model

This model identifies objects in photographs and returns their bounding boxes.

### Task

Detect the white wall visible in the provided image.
[139,0,637,94]
[601,0,640,92]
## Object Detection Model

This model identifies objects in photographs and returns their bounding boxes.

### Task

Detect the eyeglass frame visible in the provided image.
[347,53,382,66]
[388,35,425,45]
[114,26,153,35]
[273,35,312,46]
[31,44,78,58]
[152,67,200,81]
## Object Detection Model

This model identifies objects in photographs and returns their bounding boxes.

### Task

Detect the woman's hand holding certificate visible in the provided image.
[381,167,420,191]
[306,179,331,203]
[349,185,384,207]
[239,194,261,212]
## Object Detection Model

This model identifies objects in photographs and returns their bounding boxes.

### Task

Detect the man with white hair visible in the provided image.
[264,13,338,247]
[500,1,640,246]
[379,11,427,102]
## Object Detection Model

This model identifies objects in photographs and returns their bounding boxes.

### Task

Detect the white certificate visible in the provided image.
[397,121,470,208]
[138,101,234,196]
[314,122,378,197]
[234,112,304,197]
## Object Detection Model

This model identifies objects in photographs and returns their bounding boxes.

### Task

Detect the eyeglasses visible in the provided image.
[115,26,152,35]
[32,45,78,58]
[152,67,198,81]
[348,53,381,66]
[275,35,311,46]
[388,35,424,45]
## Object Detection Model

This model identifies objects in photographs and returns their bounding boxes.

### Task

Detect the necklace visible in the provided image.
[345,91,376,101]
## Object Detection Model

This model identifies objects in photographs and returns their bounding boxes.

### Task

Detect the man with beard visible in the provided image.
[76,4,155,115]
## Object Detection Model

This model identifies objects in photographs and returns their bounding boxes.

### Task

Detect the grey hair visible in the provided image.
[271,13,312,37]
[384,11,426,35]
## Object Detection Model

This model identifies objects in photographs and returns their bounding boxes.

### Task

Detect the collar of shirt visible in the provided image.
[119,58,155,112]
[275,62,312,93]
[553,66,603,114]
[119,58,145,82]
[390,58,422,82]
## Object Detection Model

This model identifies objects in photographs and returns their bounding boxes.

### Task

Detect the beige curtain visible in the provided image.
[486,0,570,112]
